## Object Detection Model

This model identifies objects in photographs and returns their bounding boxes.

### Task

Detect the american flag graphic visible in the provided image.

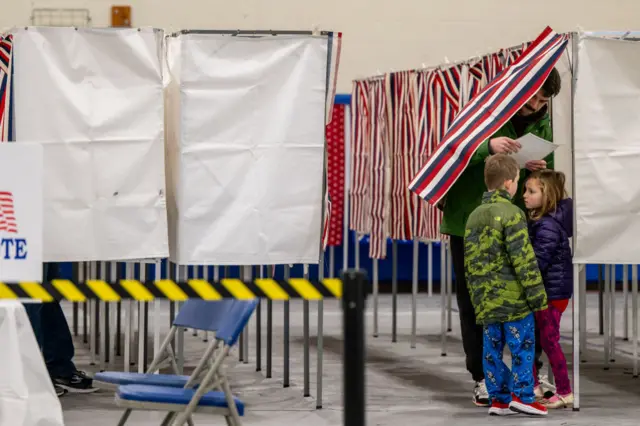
[0,34,13,143]
[409,27,568,205]
[0,191,18,233]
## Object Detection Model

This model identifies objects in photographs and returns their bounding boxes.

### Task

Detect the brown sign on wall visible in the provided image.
[111,6,131,27]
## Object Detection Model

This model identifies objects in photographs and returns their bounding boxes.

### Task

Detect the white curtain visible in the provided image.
[13,27,169,262]
[167,34,328,265]
[574,35,640,264]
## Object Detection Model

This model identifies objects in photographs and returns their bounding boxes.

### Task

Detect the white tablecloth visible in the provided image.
[0,301,64,425]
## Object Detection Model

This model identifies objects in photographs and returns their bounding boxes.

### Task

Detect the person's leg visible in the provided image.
[506,313,537,403]
[41,300,77,378]
[483,323,511,404]
[450,236,485,382]
[535,323,543,377]
[23,303,44,349]
[536,306,572,397]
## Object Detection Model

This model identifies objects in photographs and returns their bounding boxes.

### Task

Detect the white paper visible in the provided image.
[511,133,558,167]
[13,27,169,262]
[573,36,640,264]
[0,301,64,426]
[168,34,328,265]
[0,144,43,282]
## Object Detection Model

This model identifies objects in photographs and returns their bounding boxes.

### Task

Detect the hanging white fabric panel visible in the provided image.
[167,33,328,265]
[551,43,573,197]
[13,27,169,262]
[574,36,640,264]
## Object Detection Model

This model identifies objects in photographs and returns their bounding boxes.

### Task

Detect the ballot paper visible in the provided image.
[510,133,559,167]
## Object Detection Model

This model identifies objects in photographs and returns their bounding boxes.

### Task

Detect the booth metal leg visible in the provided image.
[579,266,587,362]
[176,265,186,374]
[447,243,453,333]
[599,264,604,335]
[428,242,433,297]
[572,263,581,411]
[624,265,629,341]
[604,264,611,370]
[266,264,273,379]
[283,265,290,388]
[610,265,616,362]
[372,259,378,338]
[256,266,262,372]
[411,240,419,349]
[202,266,209,343]
[317,254,325,409]
[392,241,398,343]
[243,265,250,364]
[109,262,117,369]
[303,264,310,397]
[633,265,638,377]
[440,242,447,356]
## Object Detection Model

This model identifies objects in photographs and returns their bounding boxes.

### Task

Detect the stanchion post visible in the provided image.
[342,269,367,426]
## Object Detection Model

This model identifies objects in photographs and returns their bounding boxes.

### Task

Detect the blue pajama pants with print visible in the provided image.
[483,313,536,404]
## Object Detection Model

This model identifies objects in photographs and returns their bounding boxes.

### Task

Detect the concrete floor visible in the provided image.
[60,293,640,425]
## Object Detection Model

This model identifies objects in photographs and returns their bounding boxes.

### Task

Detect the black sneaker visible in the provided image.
[55,384,67,397]
[53,370,99,394]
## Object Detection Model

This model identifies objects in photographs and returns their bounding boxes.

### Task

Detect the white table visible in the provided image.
[0,301,65,426]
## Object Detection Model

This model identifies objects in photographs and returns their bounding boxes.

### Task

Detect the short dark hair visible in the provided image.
[484,154,519,191]
[541,67,561,98]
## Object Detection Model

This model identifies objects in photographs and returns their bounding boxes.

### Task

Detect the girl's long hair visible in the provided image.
[526,170,567,221]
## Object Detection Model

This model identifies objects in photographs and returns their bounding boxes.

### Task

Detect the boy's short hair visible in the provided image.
[484,154,519,190]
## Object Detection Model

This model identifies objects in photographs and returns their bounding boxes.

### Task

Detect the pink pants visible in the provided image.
[533,304,572,396]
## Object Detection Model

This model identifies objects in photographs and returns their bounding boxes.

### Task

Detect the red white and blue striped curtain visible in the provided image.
[367,78,390,259]
[409,27,568,205]
[0,34,13,142]
[349,80,372,235]
[388,70,416,242]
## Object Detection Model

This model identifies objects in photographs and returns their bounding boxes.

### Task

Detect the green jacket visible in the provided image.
[440,114,553,237]
[464,189,547,325]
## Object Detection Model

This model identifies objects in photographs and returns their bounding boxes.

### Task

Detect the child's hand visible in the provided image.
[525,160,546,171]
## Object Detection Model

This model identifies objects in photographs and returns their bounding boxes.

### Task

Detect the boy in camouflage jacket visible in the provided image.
[464,154,548,417]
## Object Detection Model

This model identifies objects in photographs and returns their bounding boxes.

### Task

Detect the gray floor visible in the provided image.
[60,293,640,425]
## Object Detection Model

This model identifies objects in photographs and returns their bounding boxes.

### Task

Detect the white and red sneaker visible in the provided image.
[509,395,548,416]
[488,400,515,416]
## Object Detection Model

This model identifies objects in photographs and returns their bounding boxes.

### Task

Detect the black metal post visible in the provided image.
[342,269,366,426]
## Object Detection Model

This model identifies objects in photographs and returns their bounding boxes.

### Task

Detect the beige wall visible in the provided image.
[4,0,640,93]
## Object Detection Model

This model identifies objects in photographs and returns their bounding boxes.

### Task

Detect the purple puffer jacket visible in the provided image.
[528,198,573,301]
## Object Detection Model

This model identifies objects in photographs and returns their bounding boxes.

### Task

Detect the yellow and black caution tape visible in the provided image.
[0,278,343,302]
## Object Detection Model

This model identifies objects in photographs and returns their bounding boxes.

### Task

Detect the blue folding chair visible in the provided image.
[115,300,258,426]
[96,300,234,388]
[96,300,235,426]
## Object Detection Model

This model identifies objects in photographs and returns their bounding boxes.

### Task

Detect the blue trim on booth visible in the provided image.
[334,93,351,105]
[53,232,612,285]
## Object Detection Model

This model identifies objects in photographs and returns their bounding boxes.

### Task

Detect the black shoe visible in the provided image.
[53,370,98,394]
[55,384,67,397]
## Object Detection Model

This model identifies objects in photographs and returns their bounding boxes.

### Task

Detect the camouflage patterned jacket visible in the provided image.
[464,189,548,325]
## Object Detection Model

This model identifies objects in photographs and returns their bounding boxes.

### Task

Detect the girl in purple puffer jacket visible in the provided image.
[523,170,573,409]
